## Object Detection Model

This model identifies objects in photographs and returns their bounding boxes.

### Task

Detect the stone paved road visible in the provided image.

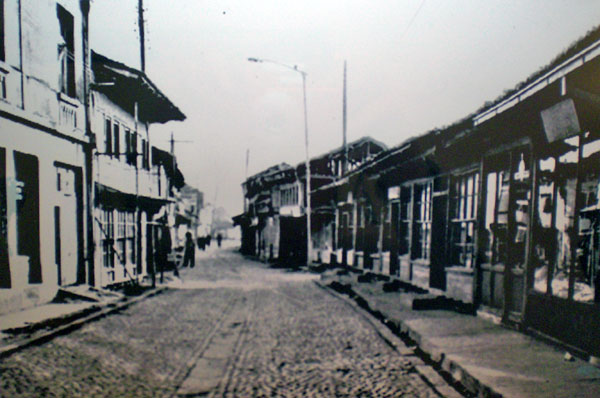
[0,242,447,397]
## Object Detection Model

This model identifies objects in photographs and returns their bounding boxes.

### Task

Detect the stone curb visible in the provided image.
[0,286,168,359]
[314,280,465,398]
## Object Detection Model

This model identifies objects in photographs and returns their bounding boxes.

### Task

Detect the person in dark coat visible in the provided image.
[197,236,206,251]
[155,222,172,283]
[217,233,223,247]
[182,231,195,268]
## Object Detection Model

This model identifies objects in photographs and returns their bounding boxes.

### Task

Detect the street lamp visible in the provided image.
[248,57,312,265]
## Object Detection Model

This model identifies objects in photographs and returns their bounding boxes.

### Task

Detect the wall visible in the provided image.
[0,0,89,314]
[0,118,86,314]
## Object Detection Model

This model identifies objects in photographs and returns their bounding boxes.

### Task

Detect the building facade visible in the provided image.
[90,52,185,287]
[0,1,185,314]
[242,29,600,359]
[0,0,92,314]
[236,137,387,265]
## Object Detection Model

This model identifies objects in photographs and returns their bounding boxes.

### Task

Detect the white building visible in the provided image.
[90,51,185,286]
[0,0,92,314]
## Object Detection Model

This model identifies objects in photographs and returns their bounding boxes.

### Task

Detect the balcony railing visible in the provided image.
[58,94,78,130]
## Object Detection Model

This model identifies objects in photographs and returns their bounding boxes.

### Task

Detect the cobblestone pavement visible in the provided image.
[0,243,446,397]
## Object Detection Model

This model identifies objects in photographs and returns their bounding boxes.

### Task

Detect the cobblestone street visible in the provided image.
[0,244,446,397]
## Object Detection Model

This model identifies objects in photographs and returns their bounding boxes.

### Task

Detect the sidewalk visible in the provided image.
[0,281,169,359]
[317,268,600,398]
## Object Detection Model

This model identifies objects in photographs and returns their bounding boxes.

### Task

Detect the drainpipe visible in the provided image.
[80,0,95,286]
[17,0,24,109]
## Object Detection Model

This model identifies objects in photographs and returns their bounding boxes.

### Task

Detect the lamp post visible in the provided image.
[248,57,312,265]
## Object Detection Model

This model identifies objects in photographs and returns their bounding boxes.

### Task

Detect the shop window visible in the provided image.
[398,185,412,255]
[117,211,126,265]
[383,202,392,251]
[483,167,510,264]
[532,133,600,302]
[57,5,75,98]
[412,181,432,260]
[101,209,115,277]
[127,212,136,265]
[449,171,479,267]
[482,149,532,272]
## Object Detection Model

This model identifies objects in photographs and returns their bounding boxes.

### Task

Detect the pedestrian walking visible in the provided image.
[182,231,195,268]
[217,233,223,247]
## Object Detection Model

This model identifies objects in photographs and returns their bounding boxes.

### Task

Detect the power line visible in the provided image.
[399,0,427,42]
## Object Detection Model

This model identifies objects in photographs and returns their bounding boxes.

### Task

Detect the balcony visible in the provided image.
[58,93,79,131]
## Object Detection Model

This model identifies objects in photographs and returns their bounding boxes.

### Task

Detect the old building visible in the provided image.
[236,163,295,260]
[174,184,203,247]
[89,52,185,287]
[236,137,387,265]
[308,27,600,359]
[0,1,186,313]
[310,137,388,265]
[0,0,92,314]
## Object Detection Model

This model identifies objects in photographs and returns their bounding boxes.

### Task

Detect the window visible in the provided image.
[356,203,365,251]
[117,211,126,265]
[483,168,510,264]
[449,172,479,267]
[281,185,299,206]
[57,5,75,98]
[125,130,131,161]
[113,122,120,158]
[398,186,412,255]
[383,202,392,252]
[127,212,136,265]
[101,209,114,270]
[129,132,138,166]
[0,147,8,288]
[104,117,112,155]
[125,129,138,166]
[412,181,433,260]
[142,139,149,169]
[0,0,5,62]
[0,74,5,100]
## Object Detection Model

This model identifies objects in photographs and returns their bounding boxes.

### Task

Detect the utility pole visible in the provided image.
[138,0,145,72]
[247,57,312,265]
[342,60,348,175]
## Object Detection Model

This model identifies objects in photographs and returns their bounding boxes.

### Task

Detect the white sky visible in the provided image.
[89,0,600,216]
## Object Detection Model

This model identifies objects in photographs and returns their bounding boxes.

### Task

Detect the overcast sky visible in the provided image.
[89,0,600,216]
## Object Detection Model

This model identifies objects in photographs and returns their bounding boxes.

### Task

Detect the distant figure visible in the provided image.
[182,231,195,268]
[155,222,172,283]
[217,233,223,247]
[207,234,212,247]
[197,236,206,251]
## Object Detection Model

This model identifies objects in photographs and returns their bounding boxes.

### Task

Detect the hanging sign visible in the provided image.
[541,98,581,143]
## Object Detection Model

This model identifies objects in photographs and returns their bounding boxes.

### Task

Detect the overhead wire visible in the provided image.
[399,0,427,42]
